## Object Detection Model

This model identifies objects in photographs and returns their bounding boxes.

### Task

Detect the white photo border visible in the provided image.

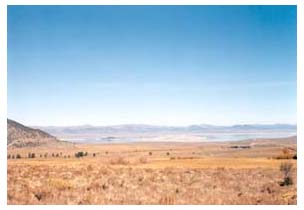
[0,0,302,209]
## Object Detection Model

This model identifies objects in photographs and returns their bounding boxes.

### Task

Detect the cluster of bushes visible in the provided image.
[7,153,35,159]
[75,151,88,158]
[8,151,98,159]
[229,145,251,149]
[28,153,35,158]
[51,153,61,157]
[7,154,21,159]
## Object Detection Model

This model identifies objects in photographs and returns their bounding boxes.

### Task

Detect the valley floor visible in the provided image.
[7,139,297,205]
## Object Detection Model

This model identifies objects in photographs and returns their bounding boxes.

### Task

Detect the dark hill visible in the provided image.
[7,119,71,148]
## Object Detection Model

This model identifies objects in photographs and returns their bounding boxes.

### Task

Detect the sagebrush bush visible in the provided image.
[139,157,147,164]
[110,156,129,165]
[279,162,293,186]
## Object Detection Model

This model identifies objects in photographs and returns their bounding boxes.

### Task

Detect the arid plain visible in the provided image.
[8,137,297,205]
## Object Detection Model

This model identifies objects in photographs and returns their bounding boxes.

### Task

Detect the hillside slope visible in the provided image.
[7,119,71,148]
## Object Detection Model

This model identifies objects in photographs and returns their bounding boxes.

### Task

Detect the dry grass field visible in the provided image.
[7,139,297,205]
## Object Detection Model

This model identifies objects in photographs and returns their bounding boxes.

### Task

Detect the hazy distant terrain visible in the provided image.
[35,124,297,143]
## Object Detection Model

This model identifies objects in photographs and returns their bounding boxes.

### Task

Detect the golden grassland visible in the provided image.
[7,141,297,205]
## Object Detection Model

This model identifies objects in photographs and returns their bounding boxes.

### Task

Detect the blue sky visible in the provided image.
[8,6,296,126]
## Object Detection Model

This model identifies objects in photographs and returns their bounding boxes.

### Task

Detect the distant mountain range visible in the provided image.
[8,119,297,146]
[7,119,72,148]
[34,123,296,136]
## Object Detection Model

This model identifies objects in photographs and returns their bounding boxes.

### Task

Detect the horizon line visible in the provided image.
[7,118,297,128]
[30,122,298,128]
